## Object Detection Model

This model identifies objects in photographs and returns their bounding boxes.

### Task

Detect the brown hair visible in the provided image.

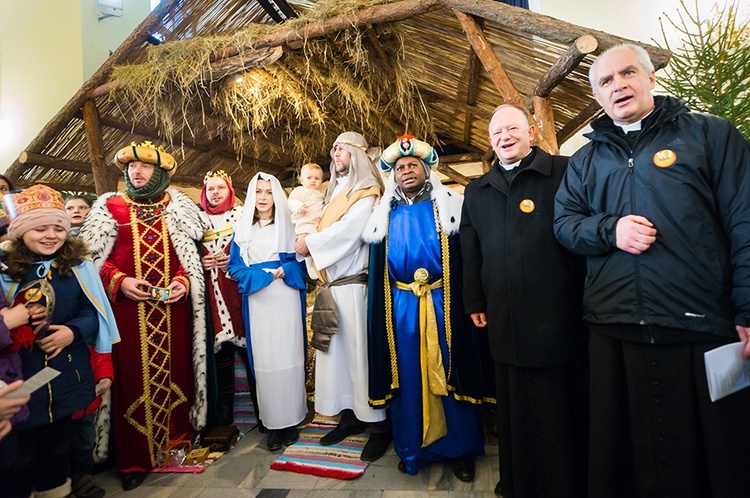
[4,236,89,281]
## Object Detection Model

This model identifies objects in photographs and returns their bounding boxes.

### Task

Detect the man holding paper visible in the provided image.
[554,44,750,497]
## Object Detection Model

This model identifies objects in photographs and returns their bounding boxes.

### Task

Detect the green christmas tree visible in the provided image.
[658,0,749,140]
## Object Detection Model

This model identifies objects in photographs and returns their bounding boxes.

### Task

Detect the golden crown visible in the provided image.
[203,170,232,186]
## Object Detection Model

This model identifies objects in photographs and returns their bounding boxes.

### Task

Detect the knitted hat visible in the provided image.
[114,140,178,177]
[379,134,439,172]
[7,184,71,239]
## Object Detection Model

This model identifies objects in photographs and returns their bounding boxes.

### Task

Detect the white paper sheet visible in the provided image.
[704,342,750,402]
[3,367,61,399]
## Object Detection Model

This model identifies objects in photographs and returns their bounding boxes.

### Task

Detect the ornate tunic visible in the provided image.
[81,191,206,475]
[200,205,245,351]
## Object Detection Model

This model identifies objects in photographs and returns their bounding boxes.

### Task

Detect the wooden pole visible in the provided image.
[453,9,525,109]
[437,163,471,186]
[5,0,183,181]
[82,99,119,194]
[532,34,598,99]
[440,0,671,69]
[532,96,559,154]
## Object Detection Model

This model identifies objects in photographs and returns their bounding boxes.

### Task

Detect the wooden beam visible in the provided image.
[440,0,671,69]
[453,9,525,110]
[18,151,205,190]
[82,100,119,194]
[463,22,483,145]
[5,0,183,182]
[211,0,442,60]
[19,151,93,174]
[556,100,602,145]
[532,34,597,99]
[532,96,558,154]
[437,163,471,186]
[257,0,285,23]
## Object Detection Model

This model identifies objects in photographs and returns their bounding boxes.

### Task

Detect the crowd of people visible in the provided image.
[0,44,749,498]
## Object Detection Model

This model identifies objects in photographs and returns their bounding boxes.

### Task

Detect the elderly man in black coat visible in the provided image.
[459,104,587,498]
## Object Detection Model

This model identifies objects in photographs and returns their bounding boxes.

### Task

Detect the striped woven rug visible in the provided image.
[270,421,370,480]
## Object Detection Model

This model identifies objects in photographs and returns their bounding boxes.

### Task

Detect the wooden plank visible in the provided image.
[436,163,471,186]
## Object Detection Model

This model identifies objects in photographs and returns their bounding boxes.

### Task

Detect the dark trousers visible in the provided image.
[0,416,73,498]
[71,413,96,482]
[588,331,750,498]
[215,342,253,425]
[495,362,587,498]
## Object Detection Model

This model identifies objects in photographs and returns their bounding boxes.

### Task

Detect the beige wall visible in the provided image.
[0,0,148,173]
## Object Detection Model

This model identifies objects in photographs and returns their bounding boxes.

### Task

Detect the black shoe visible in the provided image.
[360,431,391,462]
[282,426,299,446]
[397,460,407,473]
[267,430,284,451]
[452,457,475,482]
[121,472,147,491]
[494,480,506,496]
[319,422,367,446]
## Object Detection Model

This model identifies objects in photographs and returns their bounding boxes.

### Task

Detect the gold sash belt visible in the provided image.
[393,268,448,447]
[202,224,234,242]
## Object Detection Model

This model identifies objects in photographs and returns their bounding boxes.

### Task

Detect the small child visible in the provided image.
[288,163,325,280]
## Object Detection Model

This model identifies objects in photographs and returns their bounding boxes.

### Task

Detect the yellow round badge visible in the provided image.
[519,199,535,213]
[653,149,677,168]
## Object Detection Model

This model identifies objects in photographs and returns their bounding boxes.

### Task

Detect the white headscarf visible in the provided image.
[325,131,385,203]
[233,172,295,266]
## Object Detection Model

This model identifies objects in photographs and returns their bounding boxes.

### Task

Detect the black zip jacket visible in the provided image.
[554,96,750,338]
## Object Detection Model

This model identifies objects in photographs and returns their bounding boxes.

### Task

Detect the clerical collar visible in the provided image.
[616,108,655,133]
[498,148,533,171]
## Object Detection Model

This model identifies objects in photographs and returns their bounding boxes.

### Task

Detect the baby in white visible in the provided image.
[288,163,325,280]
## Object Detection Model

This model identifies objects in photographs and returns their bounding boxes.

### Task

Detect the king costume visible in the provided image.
[199,171,249,425]
[364,138,492,475]
[80,143,206,478]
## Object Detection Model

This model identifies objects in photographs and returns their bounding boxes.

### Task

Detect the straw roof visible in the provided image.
[7,0,670,194]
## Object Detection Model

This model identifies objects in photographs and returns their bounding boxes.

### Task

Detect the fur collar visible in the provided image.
[363,171,463,243]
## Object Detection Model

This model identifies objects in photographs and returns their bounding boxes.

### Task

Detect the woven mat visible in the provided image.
[270,420,370,480]
[233,354,257,426]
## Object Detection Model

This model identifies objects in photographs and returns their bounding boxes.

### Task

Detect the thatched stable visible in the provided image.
[7,0,670,195]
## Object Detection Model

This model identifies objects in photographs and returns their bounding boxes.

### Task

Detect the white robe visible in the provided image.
[246,221,307,429]
[306,181,386,423]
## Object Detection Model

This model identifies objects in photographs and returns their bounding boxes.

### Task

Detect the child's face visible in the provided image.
[300,167,323,190]
[23,225,67,256]
[65,198,91,226]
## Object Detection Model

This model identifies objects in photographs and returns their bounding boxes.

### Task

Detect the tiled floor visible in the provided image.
[94,423,500,497]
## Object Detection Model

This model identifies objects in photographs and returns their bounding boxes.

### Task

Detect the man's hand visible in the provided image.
[213,252,229,270]
[616,215,657,254]
[120,277,151,301]
[295,234,309,257]
[201,254,216,270]
[166,280,188,304]
[0,380,29,420]
[36,325,74,359]
[736,325,750,359]
[470,312,487,328]
[0,304,30,330]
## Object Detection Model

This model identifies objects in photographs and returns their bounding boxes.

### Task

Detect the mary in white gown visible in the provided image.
[227,172,308,450]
